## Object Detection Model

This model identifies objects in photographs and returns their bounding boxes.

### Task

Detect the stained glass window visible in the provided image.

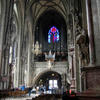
[48,26,59,43]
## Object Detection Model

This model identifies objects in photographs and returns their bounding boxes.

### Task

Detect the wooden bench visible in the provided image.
[32,94,62,100]
[8,90,28,97]
[0,89,28,98]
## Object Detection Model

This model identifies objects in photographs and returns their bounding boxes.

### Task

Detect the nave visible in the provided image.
[0,0,100,100]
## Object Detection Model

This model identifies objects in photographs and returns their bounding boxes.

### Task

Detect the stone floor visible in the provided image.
[1,97,31,100]
[0,94,62,100]
[0,93,39,100]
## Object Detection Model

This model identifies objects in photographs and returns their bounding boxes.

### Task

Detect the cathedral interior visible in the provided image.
[0,0,100,100]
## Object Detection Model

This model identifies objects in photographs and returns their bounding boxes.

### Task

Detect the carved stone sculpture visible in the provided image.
[76,29,89,66]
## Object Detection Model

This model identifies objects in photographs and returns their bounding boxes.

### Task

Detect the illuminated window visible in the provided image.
[49,80,58,89]
[48,26,59,43]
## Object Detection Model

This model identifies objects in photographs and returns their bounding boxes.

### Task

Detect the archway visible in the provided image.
[33,70,62,94]
[34,10,67,62]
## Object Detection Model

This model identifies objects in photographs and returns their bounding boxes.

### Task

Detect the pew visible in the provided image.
[32,94,62,100]
[0,89,28,98]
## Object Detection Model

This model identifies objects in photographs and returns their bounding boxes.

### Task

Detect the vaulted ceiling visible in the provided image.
[26,0,69,24]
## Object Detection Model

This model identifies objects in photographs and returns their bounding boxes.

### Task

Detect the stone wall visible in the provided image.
[31,61,68,85]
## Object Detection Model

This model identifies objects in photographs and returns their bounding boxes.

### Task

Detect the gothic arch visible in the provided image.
[32,69,62,85]
[25,0,69,39]
[32,8,68,48]
[34,8,67,30]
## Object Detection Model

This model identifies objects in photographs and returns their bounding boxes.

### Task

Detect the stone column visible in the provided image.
[84,0,100,90]
[61,73,67,91]
[0,1,7,89]
[77,0,100,99]
[82,0,100,90]
[70,54,76,92]
[26,22,32,87]
[16,30,21,87]
[91,0,100,66]
[86,0,96,65]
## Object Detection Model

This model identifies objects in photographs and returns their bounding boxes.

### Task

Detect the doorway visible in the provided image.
[35,71,62,94]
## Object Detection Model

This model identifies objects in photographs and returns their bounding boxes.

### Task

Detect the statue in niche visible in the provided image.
[68,13,73,44]
[76,29,89,66]
[68,25,73,44]
[73,9,89,66]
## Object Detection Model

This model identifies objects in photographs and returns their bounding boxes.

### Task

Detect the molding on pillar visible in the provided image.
[79,65,100,100]
[77,65,100,99]
[81,65,100,71]
[77,89,100,99]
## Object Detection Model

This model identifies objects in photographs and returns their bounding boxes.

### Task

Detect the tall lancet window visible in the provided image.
[48,26,59,43]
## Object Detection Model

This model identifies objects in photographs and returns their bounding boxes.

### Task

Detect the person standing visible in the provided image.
[28,87,32,96]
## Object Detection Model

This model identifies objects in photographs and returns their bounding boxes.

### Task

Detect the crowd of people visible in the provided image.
[18,84,77,100]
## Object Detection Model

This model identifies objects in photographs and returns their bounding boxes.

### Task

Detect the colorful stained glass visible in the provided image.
[48,26,59,43]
